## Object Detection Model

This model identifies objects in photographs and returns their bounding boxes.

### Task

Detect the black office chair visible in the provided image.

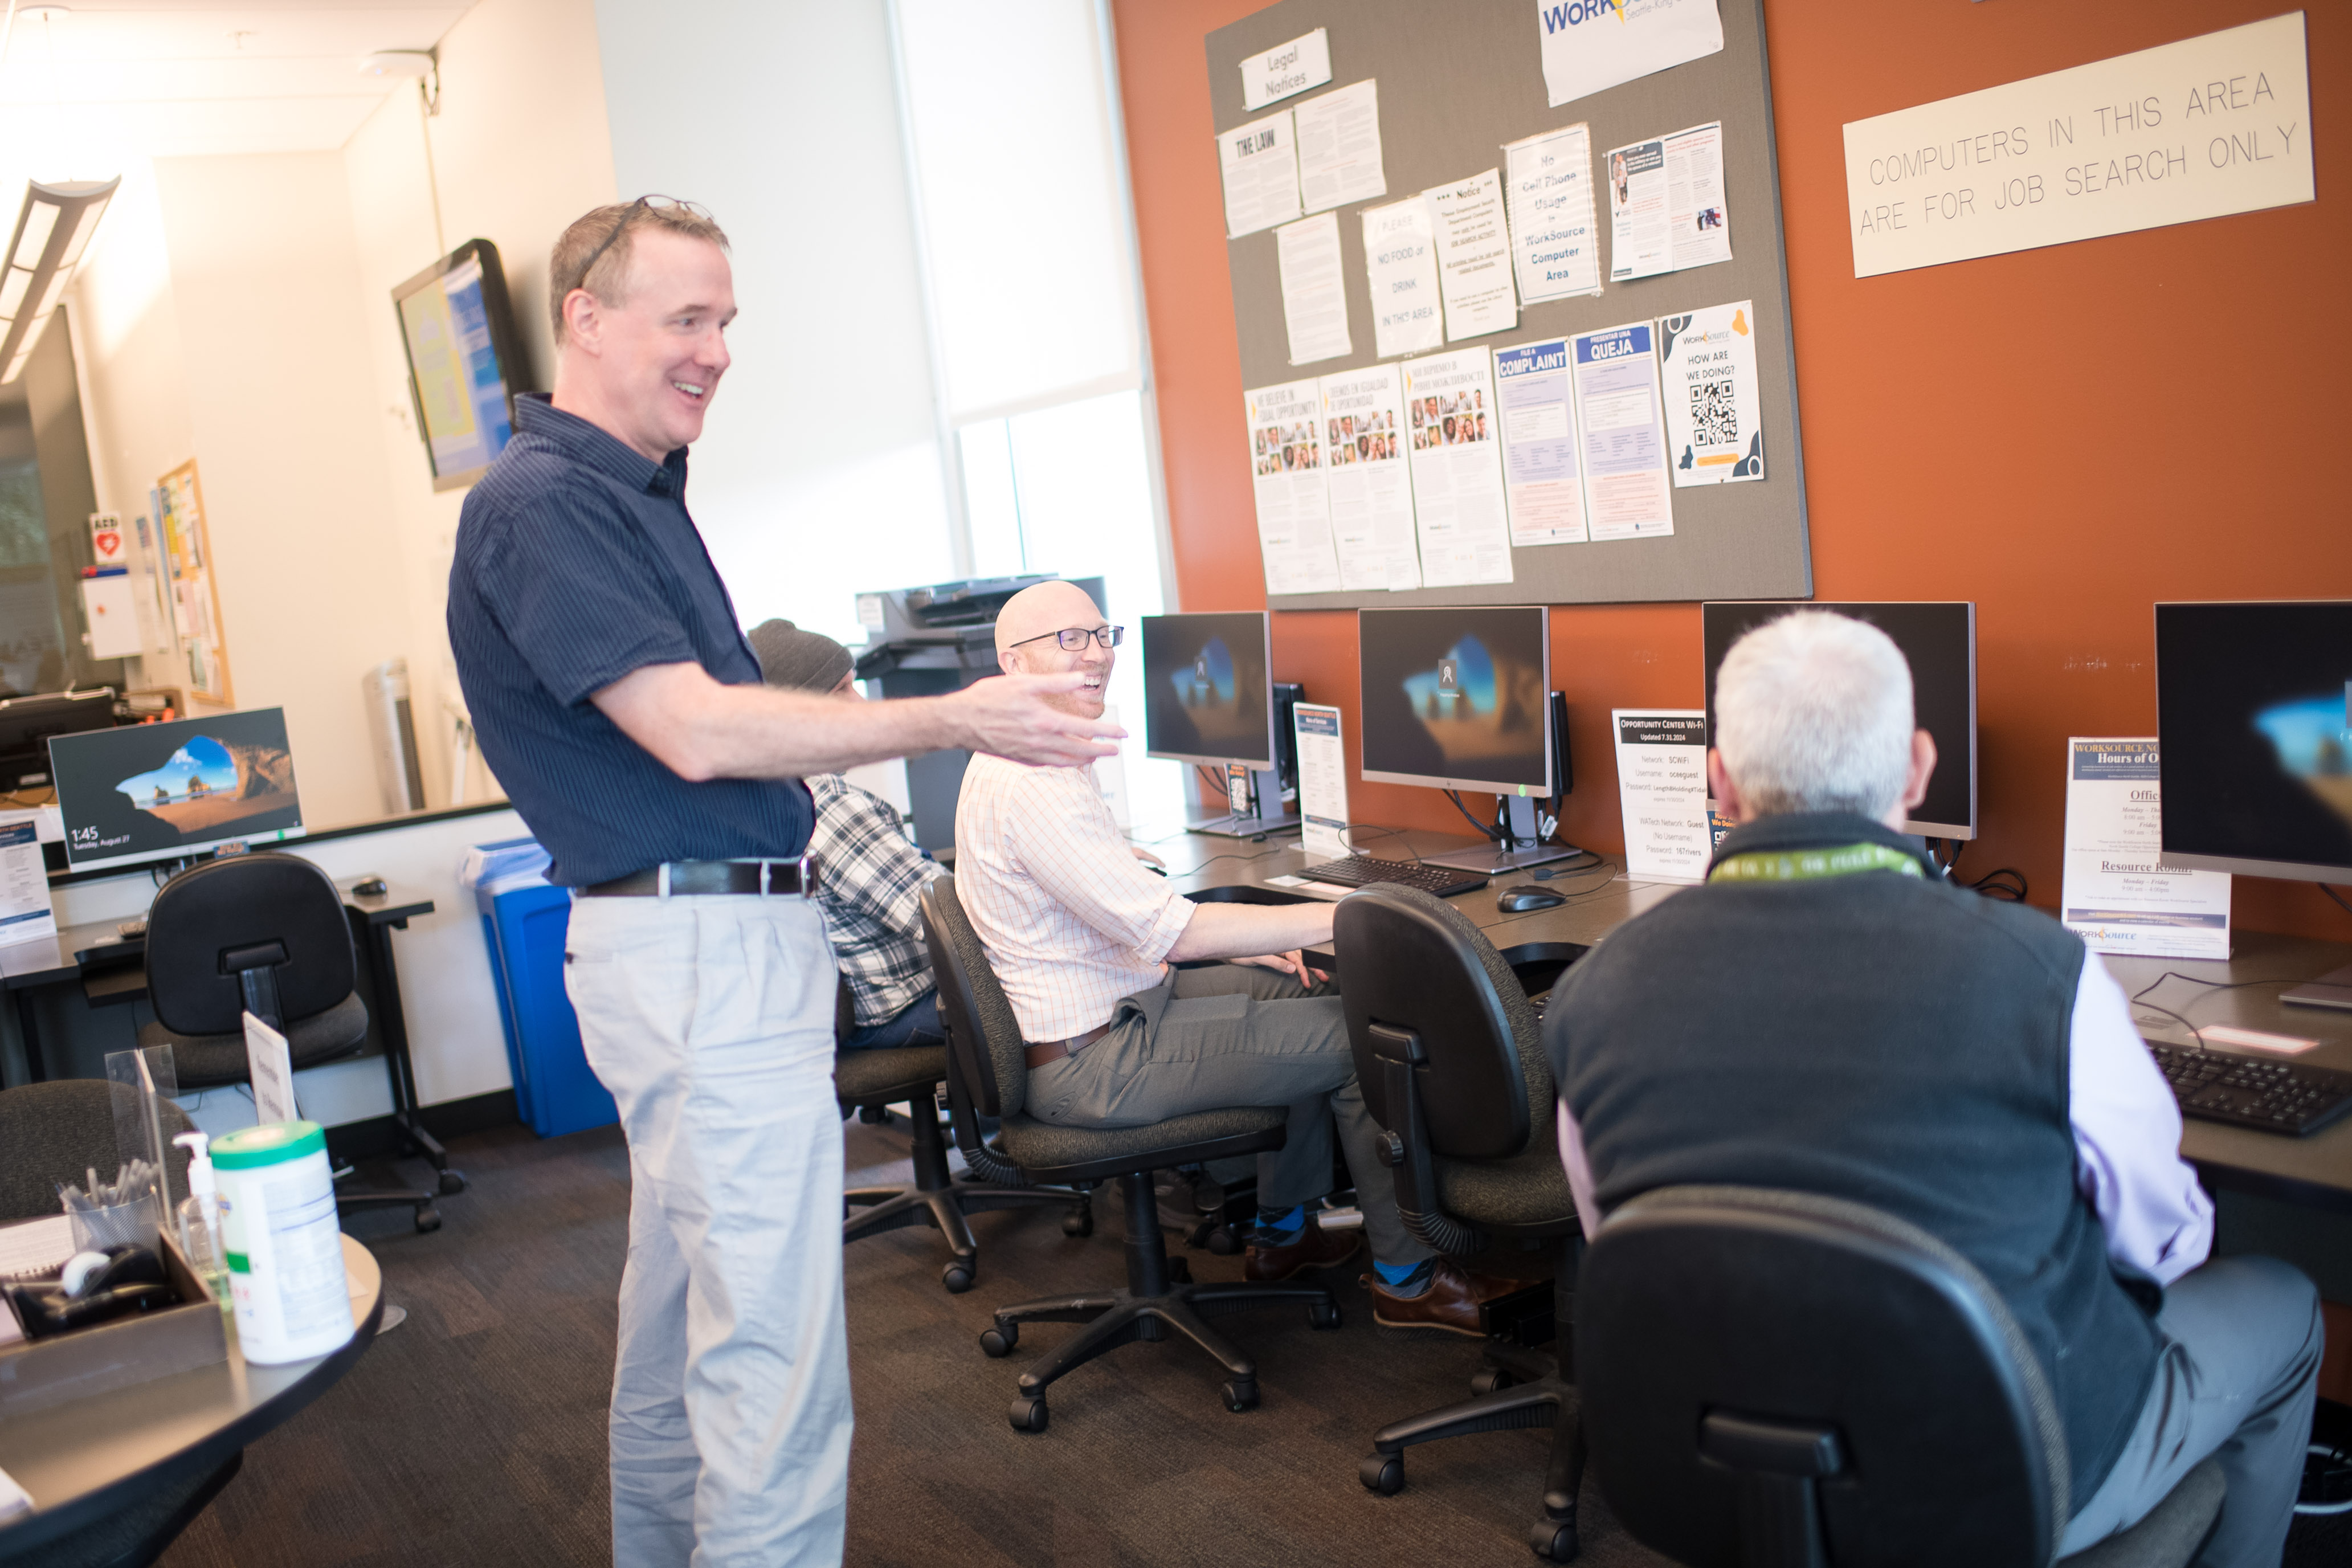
[1333,883,1589,1562]
[1578,1185,2226,1568]
[0,1080,245,1568]
[137,854,441,1232]
[920,876,1340,1431]
[836,978,1093,1292]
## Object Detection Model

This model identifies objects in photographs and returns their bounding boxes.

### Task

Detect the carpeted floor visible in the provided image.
[151,1118,2351,1568]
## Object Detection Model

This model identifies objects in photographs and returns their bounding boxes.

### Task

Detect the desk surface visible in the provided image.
[0,879,434,993]
[0,1234,383,1553]
[1132,818,2352,1214]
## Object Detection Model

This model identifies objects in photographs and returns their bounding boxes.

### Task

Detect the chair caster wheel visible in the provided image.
[1220,1378,1257,1413]
[1203,1226,1240,1256]
[1530,1516,1579,1561]
[941,1261,975,1294]
[1471,1366,1517,1396]
[979,1323,1018,1358]
[859,1105,890,1125]
[1061,1206,1093,1238]
[413,1204,441,1234]
[1008,1395,1049,1434]
[438,1170,468,1195]
[1308,1301,1342,1330]
[1360,1452,1404,1495]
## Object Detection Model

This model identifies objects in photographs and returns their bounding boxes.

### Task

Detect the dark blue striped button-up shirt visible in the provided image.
[447,394,812,887]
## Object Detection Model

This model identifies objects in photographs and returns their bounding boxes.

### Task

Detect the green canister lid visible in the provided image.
[211,1120,327,1170]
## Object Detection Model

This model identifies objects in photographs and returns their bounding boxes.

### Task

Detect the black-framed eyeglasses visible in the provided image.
[574,194,714,286]
[1009,625,1124,652]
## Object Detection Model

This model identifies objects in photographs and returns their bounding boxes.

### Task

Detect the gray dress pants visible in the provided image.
[1024,962,1434,1268]
[2056,1255,2322,1568]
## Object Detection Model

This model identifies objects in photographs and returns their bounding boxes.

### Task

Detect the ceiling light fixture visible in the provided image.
[360,47,440,115]
[0,177,119,384]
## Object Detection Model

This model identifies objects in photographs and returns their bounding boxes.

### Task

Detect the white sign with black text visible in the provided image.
[2061,738,2232,960]
[1241,27,1332,113]
[1612,711,1712,884]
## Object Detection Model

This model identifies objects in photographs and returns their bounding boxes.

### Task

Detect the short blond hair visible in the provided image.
[548,199,730,341]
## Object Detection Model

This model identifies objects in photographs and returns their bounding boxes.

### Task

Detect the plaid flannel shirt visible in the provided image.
[806,774,942,1028]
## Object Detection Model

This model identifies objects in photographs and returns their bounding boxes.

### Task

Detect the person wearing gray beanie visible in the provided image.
[748,618,949,1051]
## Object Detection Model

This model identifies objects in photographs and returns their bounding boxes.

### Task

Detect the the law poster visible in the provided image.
[1606,122,1733,282]
[1276,211,1352,365]
[1504,123,1604,305]
[1612,711,1712,884]
[1362,198,1444,359]
[1219,109,1302,238]
[1296,79,1387,214]
[1656,301,1764,485]
[1538,0,1724,109]
[1244,379,1344,595]
[1493,337,1588,548]
[1292,703,1352,860]
[2062,738,2232,960]
[1320,365,1422,591]
[1401,348,1514,587]
[1571,323,1676,540]
[1428,170,1520,341]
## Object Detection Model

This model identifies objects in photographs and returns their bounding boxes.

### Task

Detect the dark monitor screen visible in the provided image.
[2156,601,2352,884]
[1701,602,1978,839]
[0,691,115,789]
[50,707,306,873]
[1141,612,1275,769]
[393,239,529,491]
[1359,606,1551,795]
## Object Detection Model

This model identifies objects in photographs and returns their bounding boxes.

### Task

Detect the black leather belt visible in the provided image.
[1025,1023,1112,1070]
[580,857,819,899]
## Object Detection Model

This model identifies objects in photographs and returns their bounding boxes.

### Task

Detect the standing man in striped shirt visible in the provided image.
[954,580,1500,1334]
[446,200,1120,1568]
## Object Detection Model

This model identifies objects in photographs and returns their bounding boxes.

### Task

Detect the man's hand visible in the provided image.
[1232,950,1308,980]
[1128,846,1167,868]
[946,675,1124,769]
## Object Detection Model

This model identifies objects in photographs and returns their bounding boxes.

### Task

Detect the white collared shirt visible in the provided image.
[953,752,1194,1042]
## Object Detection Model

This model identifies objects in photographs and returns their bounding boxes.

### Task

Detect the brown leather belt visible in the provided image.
[1024,1023,1112,1070]
[580,857,819,898]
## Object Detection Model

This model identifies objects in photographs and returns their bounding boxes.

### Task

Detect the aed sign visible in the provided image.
[1842,12,2312,278]
[89,511,124,565]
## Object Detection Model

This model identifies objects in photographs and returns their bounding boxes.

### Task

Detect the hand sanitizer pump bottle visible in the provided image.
[172,1130,229,1310]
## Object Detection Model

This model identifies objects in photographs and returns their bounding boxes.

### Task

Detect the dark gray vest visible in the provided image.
[1548,812,2159,1502]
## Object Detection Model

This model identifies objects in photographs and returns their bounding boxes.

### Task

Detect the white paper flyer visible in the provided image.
[1612,711,1711,883]
[1244,379,1344,595]
[1276,211,1353,365]
[2062,738,2232,959]
[1320,364,1423,591]
[1293,703,1351,861]
[1504,123,1604,305]
[1428,169,1520,342]
[1240,27,1331,112]
[1538,0,1724,109]
[1492,337,1589,548]
[1656,301,1764,485]
[1571,322,1677,540]
[1606,122,1733,282]
[0,809,55,947]
[1362,198,1444,359]
[1218,109,1302,239]
[1401,348,1515,587]
[1296,79,1387,213]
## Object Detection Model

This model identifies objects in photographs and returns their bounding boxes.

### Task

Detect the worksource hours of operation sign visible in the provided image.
[1841,13,2313,278]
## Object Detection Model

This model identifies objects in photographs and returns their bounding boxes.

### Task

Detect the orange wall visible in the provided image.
[1113,0,2352,940]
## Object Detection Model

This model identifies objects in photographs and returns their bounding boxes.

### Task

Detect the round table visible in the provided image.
[0,1234,384,1555]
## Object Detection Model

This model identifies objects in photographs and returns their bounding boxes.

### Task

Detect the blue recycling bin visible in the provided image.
[466,838,617,1139]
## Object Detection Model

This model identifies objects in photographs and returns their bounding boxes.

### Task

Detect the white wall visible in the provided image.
[590,0,958,647]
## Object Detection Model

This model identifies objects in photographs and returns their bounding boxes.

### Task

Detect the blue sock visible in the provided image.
[1255,1204,1305,1239]
[1373,1257,1435,1297]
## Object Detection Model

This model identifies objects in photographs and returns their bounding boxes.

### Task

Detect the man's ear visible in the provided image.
[562,288,602,353]
[1706,748,1748,824]
[997,649,1019,677]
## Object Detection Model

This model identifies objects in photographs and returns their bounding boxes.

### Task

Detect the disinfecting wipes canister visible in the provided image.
[213,1121,354,1365]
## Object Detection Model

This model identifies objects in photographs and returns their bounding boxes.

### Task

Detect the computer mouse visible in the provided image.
[352,876,388,896]
[1496,884,1567,913]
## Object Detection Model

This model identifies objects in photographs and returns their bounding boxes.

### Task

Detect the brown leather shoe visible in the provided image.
[1366,1256,1497,1337]
[1244,1219,1365,1281]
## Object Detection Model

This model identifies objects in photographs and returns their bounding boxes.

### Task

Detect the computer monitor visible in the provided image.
[1358,606,1571,873]
[0,690,116,791]
[2154,601,2352,885]
[1701,602,1979,840]
[49,708,305,873]
[1142,611,1299,836]
[393,238,531,492]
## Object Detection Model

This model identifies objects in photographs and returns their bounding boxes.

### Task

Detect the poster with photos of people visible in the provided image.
[1244,379,1344,595]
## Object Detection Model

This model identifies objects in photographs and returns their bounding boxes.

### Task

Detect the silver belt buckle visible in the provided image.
[794,853,818,896]
[656,863,672,901]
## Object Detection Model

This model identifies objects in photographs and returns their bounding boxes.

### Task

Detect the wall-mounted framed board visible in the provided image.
[151,459,234,705]
[1210,0,1811,609]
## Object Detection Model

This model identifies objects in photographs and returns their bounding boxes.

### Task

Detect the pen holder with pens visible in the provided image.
[62,1162,164,1255]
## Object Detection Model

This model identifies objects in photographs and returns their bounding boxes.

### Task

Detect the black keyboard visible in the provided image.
[1297,855,1489,898]
[2146,1042,2352,1136]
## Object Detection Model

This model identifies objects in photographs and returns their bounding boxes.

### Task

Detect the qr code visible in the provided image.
[1690,379,1738,447]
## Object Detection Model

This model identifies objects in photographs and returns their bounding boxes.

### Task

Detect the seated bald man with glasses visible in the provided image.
[952,580,1500,1333]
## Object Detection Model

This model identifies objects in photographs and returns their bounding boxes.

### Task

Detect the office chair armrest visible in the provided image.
[945,1067,1029,1186]
[1375,1046,1481,1256]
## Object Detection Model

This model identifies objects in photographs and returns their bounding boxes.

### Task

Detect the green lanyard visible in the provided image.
[1708,842,1925,884]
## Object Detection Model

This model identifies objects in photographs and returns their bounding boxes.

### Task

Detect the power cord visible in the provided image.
[2127,971,2270,1049]
[1442,789,1505,843]
[1969,867,2028,902]
[2323,883,2352,921]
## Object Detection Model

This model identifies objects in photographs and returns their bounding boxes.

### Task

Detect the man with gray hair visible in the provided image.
[1544,610,2320,1566]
